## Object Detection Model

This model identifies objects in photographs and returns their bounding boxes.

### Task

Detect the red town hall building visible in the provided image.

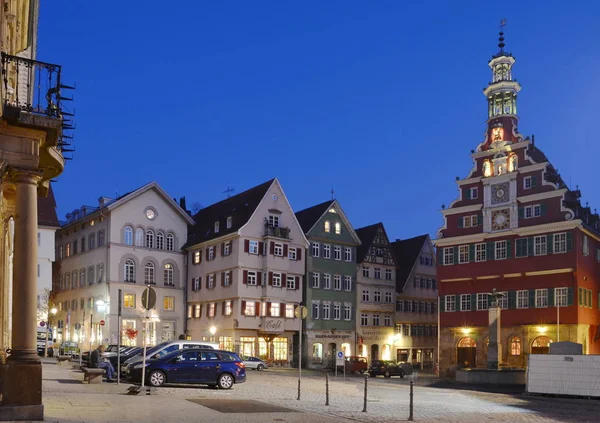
[434,31,600,374]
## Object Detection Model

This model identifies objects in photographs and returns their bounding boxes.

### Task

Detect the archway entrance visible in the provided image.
[531,336,552,354]
[457,337,477,368]
[328,342,336,367]
[371,344,379,361]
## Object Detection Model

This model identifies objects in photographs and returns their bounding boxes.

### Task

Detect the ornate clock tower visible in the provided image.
[434,26,600,376]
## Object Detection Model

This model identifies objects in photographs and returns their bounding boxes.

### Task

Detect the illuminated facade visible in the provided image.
[435,30,600,375]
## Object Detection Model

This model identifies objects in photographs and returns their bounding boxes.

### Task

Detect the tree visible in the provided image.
[191,202,203,214]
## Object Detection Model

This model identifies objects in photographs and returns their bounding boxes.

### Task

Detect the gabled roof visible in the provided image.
[60,182,195,230]
[355,222,383,263]
[38,184,60,228]
[391,234,430,293]
[295,200,333,233]
[186,179,275,248]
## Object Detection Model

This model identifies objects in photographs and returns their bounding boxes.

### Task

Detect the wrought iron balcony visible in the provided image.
[264,224,291,239]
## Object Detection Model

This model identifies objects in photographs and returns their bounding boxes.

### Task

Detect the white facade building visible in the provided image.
[52,182,194,349]
[37,186,60,323]
[186,178,309,365]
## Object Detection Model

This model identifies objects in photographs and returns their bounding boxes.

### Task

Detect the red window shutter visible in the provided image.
[221,243,225,256]
[283,244,288,257]
[198,276,202,290]
[199,250,203,263]
[257,271,262,285]
[241,300,246,315]
[206,278,210,289]
[222,301,225,315]
[297,248,302,260]
[259,242,264,255]
[199,305,202,318]
[268,272,273,286]
[243,270,248,284]
[205,249,209,260]
[295,276,300,290]
[230,299,234,312]
[270,242,275,255]
[282,273,287,287]
[206,304,210,317]
[244,240,250,253]
[267,302,272,316]
[221,272,225,286]
[280,303,285,317]
[255,301,260,316]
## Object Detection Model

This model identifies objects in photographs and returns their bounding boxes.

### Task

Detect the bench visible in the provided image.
[81,367,105,384]
[56,355,71,364]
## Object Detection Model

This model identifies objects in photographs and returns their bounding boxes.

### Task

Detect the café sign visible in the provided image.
[262,318,284,333]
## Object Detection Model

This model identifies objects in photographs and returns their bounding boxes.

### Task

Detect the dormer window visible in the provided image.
[227,216,232,229]
[268,215,279,227]
[214,221,220,233]
[335,222,341,235]
[324,221,331,233]
[328,208,337,214]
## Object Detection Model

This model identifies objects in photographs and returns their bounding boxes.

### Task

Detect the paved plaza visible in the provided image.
[40,359,600,423]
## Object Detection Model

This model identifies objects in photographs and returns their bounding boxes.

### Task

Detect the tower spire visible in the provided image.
[498,19,507,52]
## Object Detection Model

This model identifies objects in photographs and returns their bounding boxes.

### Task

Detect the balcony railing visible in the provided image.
[264,224,291,239]
[1,52,68,118]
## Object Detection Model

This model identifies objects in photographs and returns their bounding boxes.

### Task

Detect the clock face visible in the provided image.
[491,209,510,231]
[145,209,156,220]
[491,183,510,205]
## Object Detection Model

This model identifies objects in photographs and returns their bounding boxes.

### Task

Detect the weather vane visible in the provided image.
[500,18,507,29]
[223,183,235,198]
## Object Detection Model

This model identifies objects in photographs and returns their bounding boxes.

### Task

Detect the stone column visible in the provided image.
[9,170,42,362]
[487,306,502,370]
[0,169,44,421]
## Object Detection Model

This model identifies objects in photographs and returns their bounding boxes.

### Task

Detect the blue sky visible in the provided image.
[39,1,600,240]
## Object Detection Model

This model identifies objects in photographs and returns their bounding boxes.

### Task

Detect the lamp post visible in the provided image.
[209,326,216,338]
[44,307,57,358]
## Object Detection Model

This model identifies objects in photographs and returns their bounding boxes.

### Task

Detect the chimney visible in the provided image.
[98,197,113,208]
[179,196,187,210]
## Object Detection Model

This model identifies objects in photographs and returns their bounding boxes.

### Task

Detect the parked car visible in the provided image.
[59,341,79,356]
[80,344,127,365]
[121,340,217,375]
[243,356,268,370]
[344,356,368,374]
[105,347,142,369]
[368,360,413,378]
[125,348,246,389]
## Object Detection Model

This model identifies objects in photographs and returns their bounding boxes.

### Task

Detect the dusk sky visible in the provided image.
[39,1,600,240]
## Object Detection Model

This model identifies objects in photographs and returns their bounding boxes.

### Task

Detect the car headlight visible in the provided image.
[132,362,149,369]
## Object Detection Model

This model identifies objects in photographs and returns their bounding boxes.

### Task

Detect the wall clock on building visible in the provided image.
[491,182,510,205]
[145,207,157,220]
[491,209,510,231]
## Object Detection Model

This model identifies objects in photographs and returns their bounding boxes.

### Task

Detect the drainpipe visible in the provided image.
[183,251,188,337]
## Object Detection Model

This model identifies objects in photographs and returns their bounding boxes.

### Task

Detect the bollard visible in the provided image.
[408,379,414,421]
[325,373,329,406]
[297,378,301,401]
[362,374,368,412]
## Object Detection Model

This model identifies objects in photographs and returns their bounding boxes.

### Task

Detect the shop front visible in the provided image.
[307,330,354,369]
[357,328,395,363]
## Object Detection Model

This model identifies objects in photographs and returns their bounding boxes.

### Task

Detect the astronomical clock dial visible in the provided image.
[491,182,510,205]
[491,209,510,231]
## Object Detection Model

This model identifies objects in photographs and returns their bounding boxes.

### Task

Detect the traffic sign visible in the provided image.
[294,305,308,319]
[39,321,45,327]
[336,350,345,366]
[99,320,106,327]
[142,286,157,310]
[75,323,81,330]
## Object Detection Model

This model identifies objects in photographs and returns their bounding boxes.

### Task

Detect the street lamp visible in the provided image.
[209,326,216,336]
[45,307,58,358]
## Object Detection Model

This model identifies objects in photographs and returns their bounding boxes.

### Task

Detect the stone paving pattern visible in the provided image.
[41,360,600,422]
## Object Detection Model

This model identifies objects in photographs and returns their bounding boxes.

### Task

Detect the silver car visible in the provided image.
[243,356,268,371]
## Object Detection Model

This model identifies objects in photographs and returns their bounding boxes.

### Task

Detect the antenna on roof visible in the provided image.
[223,183,235,198]
[330,188,335,200]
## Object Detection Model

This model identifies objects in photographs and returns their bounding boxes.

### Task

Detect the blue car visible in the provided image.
[126,348,246,389]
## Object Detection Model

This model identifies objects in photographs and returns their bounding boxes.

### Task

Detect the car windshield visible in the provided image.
[145,341,171,356]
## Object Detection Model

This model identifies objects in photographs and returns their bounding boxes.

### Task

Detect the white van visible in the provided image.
[121,340,218,373]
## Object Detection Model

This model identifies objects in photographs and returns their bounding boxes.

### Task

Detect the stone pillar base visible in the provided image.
[0,362,43,421]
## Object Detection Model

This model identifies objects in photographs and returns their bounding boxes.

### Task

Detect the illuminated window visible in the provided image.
[163,296,174,311]
[224,300,232,315]
[335,222,341,235]
[324,221,331,233]
[124,293,136,308]
[193,251,201,264]
[271,302,280,317]
[312,343,323,364]
[194,304,201,318]
[244,302,255,316]
[286,304,294,318]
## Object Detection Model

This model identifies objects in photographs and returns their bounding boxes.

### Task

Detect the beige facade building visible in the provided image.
[52,183,193,350]
[186,178,308,365]
[391,235,438,370]
[0,0,69,419]
[355,223,398,362]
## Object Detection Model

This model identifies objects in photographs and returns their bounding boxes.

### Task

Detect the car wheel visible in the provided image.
[400,370,405,379]
[257,364,264,371]
[148,370,165,387]
[384,370,391,378]
[218,373,234,389]
[358,369,365,374]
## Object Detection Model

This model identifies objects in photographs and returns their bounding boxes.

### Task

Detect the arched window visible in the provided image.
[125,259,135,282]
[335,222,341,235]
[88,266,95,285]
[156,232,164,250]
[144,262,155,285]
[312,342,323,364]
[80,268,86,286]
[72,270,78,288]
[457,337,477,348]
[135,228,144,246]
[146,230,154,249]
[509,336,521,356]
[124,226,133,245]
[164,264,174,286]
[324,221,331,233]
[65,273,70,290]
[166,234,174,251]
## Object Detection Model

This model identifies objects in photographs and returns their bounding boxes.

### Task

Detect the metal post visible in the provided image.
[297,305,302,401]
[117,289,122,385]
[88,313,93,360]
[362,374,368,412]
[408,379,414,421]
[325,373,329,406]
[44,320,49,358]
[557,303,560,342]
